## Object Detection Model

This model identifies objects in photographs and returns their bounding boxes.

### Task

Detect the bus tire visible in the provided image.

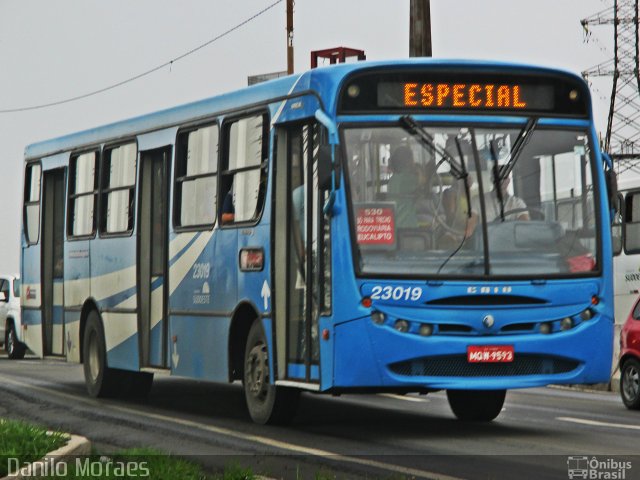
[620,358,640,410]
[243,320,299,424]
[446,389,506,421]
[5,322,26,360]
[83,311,121,398]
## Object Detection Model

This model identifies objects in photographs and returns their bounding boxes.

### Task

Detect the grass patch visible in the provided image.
[0,419,68,477]
[3,440,254,479]
[0,419,256,479]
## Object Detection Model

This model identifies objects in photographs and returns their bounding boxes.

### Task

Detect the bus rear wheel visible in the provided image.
[243,320,299,424]
[83,311,121,398]
[447,389,506,421]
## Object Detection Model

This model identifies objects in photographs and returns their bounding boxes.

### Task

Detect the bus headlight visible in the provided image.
[580,308,594,321]
[418,324,433,336]
[539,322,552,334]
[560,317,574,331]
[394,319,410,333]
[371,311,386,325]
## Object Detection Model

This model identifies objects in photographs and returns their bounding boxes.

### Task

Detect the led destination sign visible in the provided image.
[378,81,554,111]
[339,70,589,117]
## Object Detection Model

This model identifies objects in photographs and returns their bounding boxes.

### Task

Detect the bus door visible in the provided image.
[41,168,65,356]
[138,147,171,369]
[274,123,329,384]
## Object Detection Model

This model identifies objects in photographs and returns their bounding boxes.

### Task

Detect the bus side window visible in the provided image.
[174,124,219,228]
[624,192,640,254]
[100,143,137,235]
[24,162,42,244]
[68,151,98,238]
[220,114,268,225]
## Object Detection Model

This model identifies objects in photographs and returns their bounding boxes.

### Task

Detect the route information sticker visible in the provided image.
[356,204,396,248]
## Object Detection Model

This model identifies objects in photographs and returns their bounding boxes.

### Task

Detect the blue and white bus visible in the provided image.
[21,59,616,423]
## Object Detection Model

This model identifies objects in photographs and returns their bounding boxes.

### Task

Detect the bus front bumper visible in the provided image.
[329,314,613,391]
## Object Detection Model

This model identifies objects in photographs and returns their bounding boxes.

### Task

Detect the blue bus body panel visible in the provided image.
[87,237,138,307]
[169,315,231,380]
[108,332,140,371]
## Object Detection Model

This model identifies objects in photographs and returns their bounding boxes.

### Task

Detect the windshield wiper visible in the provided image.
[496,117,537,181]
[489,142,506,221]
[399,115,466,179]
[488,118,537,222]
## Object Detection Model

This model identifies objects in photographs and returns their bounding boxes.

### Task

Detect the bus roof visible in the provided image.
[24,58,587,161]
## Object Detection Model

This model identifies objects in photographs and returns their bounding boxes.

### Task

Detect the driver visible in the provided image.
[476,175,529,222]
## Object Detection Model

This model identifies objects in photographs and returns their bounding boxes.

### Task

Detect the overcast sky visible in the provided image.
[0,0,613,273]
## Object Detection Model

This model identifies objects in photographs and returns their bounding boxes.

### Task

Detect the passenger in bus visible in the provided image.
[387,146,420,228]
[440,178,478,245]
[221,190,235,224]
[476,175,530,222]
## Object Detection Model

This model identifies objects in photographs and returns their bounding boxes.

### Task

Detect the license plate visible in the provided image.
[467,345,514,363]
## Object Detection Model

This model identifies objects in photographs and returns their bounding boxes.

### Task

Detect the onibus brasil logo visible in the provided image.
[567,456,632,479]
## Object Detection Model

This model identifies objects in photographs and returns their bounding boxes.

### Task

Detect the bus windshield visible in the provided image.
[344,123,598,278]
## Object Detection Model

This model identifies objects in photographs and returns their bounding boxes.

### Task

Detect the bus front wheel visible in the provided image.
[243,320,299,424]
[83,311,121,398]
[446,389,506,421]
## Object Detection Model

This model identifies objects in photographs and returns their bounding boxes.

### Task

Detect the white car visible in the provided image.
[0,275,26,359]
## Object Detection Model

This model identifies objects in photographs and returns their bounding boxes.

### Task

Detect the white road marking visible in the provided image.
[378,393,430,403]
[557,416,640,431]
[0,374,461,480]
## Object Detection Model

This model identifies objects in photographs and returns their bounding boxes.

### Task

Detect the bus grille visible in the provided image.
[388,355,580,377]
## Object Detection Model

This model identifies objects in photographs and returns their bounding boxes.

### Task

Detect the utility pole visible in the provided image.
[287,0,294,74]
[409,0,432,57]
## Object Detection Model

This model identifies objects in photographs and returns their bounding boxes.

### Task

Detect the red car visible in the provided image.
[620,299,640,409]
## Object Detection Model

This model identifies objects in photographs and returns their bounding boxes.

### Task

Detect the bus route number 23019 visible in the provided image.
[192,262,211,279]
[370,285,423,302]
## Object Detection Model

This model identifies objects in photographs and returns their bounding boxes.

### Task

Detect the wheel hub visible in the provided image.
[623,365,639,402]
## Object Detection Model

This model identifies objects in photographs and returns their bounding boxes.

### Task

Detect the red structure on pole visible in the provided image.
[310,47,366,68]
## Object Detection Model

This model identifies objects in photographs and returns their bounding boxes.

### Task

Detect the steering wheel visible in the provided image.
[434,213,468,236]
[494,207,544,221]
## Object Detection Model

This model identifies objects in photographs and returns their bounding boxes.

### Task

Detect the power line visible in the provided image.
[0,0,283,114]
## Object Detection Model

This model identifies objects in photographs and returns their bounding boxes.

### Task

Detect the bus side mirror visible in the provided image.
[602,152,618,222]
[605,168,618,216]
[315,109,341,216]
[318,144,339,215]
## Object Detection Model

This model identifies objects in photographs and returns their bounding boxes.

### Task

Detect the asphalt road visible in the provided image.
[0,355,638,480]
